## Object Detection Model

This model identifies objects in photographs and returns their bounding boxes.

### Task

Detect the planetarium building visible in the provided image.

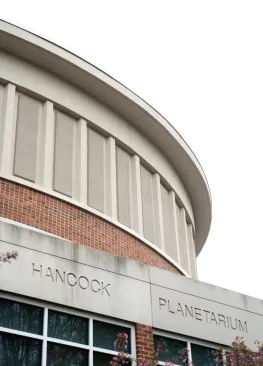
[0,20,262,366]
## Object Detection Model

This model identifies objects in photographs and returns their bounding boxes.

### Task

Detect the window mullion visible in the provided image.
[187,341,192,366]
[222,349,227,366]
[130,323,136,360]
[89,317,93,365]
[92,347,118,355]
[0,327,43,339]
[41,307,48,366]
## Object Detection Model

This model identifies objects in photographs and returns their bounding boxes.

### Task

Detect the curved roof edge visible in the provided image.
[0,19,212,255]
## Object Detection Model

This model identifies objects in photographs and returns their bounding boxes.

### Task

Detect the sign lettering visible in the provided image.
[159,297,248,333]
[32,263,111,296]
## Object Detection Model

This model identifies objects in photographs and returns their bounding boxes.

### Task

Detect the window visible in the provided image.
[93,320,131,353]
[154,332,224,366]
[154,335,187,365]
[0,295,134,366]
[191,343,219,366]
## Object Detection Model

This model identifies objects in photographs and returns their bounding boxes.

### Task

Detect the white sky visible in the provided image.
[2,1,263,299]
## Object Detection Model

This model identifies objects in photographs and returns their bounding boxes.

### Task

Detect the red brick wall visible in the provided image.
[0,178,181,273]
[135,323,155,363]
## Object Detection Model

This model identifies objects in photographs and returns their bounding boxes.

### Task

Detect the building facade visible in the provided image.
[0,20,262,366]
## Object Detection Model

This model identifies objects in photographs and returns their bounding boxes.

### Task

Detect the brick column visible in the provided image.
[135,323,154,363]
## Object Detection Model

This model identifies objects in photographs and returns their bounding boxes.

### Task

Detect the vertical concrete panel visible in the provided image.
[187,224,198,279]
[71,119,78,200]
[0,84,16,175]
[152,173,165,250]
[161,185,177,260]
[116,146,131,227]
[74,118,87,203]
[0,85,4,160]
[13,94,41,182]
[131,155,143,234]
[170,191,181,265]
[41,101,54,190]
[140,165,155,243]
[177,207,191,275]
[53,110,74,197]
[105,137,117,219]
[87,128,105,212]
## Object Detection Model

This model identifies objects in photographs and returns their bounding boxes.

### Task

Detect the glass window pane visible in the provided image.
[154,335,187,364]
[94,352,132,366]
[48,310,89,345]
[47,343,89,366]
[93,320,131,352]
[191,344,217,366]
[0,297,43,335]
[0,332,41,366]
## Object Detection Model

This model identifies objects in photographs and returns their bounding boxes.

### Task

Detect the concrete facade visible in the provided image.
[0,19,259,366]
[1,220,262,351]
[0,70,197,277]
[0,20,211,278]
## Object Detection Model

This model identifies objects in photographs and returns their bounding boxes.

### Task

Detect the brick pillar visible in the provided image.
[135,323,154,363]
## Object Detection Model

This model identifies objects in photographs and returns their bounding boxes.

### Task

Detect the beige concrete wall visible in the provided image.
[141,165,156,244]
[161,184,177,260]
[13,93,41,182]
[1,220,261,350]
[0,51,198,277]
[87,128,106,212]
[53,110,75,196]
[0,84,5,169]
[116,146,132,227]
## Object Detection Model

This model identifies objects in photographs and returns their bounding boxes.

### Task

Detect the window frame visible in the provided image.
[0,292,136,365]
[154,329,228,366]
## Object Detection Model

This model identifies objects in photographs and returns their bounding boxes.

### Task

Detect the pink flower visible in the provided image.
[112,356,118,361]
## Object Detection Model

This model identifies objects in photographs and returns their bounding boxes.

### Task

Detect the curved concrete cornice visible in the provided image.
[0,19,212,255]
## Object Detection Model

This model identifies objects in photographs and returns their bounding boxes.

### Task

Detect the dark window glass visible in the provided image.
[0,332,41,366]
[191,344,217,366]
[48,310,89,345]
[94,352,123,366]
[47,343,89,366]
[154,335,187,364]
[0,298,43,335]
[93,320,131,353]
[94,352,132,366]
